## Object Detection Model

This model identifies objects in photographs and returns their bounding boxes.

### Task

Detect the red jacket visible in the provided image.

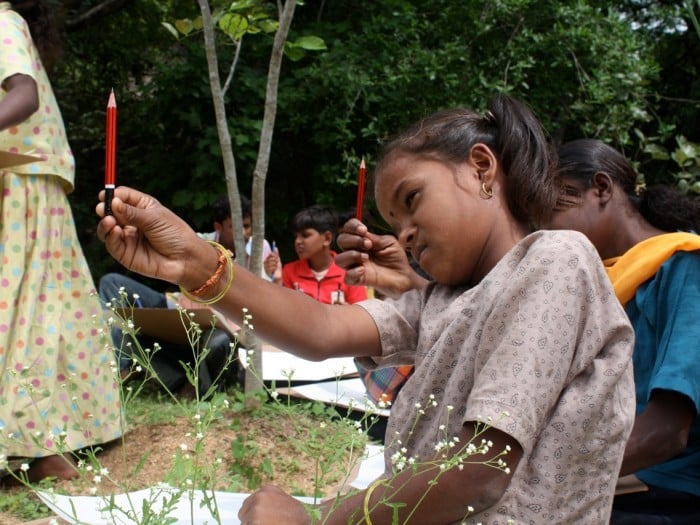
[282,253,368,304]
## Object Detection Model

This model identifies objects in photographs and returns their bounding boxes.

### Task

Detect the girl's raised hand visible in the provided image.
[96,186,214,291]
[336,218,429,298]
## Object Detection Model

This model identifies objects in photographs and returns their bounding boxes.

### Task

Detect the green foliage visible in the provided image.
[0,482,53,521]
[671,136,700,194]
[51,0,697,276]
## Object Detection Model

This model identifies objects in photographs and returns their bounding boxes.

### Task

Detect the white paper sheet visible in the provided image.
[279,377,391,417]
[35,485,315,525]
[238,345,358,382]
[349,444,385,489]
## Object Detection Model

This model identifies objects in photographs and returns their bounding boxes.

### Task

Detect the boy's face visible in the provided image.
[214,214,252,252]
[242,215,252,242]
[294,228,330,260]
[214,216,235,252]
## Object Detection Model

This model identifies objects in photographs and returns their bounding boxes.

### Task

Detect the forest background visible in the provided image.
[48,0,699,280]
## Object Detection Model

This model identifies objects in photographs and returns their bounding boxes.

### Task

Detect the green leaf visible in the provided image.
[257,19,279,33]
[291,35,327,51]
[284,42,306,61]
[219,13,249,40]
[174,18,194,36]
[161,22,179,39]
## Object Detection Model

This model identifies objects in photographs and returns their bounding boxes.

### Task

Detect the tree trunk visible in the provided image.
[197,0,298,394]
[245,0,297,394]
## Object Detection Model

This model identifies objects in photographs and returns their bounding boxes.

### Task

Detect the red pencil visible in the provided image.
[104,89,117,216]
[355,158,366,220]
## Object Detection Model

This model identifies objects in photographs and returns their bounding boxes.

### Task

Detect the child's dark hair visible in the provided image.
[374,94,557,225]
[557,139,700,233]
[212,195,252,224]
[11,0,63,70]
[291,205,339,237]
[211,196,231,224]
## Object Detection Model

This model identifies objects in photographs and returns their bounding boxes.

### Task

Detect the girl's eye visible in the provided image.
[405,190,417,208]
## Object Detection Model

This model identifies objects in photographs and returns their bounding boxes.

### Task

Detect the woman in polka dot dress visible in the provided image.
[0,0,121,481]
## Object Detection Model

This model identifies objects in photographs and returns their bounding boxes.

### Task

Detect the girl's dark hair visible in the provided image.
[11,0,63,69]
[557,139,700,233]
[374,94,557,225]
[292,205,339,237]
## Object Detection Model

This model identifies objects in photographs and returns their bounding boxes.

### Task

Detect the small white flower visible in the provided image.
[180,443,188,451]
[89,487,97,495]
[20,463,30,472]
[100,467,110,476]
[93,475,102,484]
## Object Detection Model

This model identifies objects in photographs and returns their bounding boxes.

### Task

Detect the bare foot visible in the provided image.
[26,454,78,482]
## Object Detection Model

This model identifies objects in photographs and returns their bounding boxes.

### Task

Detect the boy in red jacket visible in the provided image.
[281,205,367,304]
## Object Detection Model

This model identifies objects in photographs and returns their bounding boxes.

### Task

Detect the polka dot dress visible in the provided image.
[0,3,122,459]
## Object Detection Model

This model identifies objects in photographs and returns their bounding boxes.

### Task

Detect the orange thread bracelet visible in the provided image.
[180,241,234,305]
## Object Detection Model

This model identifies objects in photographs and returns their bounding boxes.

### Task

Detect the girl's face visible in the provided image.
[374,153,496,285]
[294,228,328,260]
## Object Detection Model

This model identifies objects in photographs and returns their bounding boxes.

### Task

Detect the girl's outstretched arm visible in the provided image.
[96,186,381,360]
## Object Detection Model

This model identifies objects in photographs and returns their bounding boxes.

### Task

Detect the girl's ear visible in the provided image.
[591,171,614,204]
[469,143,498,186]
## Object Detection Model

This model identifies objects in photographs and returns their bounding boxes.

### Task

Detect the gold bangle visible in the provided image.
[363,479,384,525]
[180,241,234,305]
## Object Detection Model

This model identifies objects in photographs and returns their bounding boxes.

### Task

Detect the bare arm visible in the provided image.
[239,424,523,525]
[620,389,695,476]
[0,74,39,131]
[96,187,381,360]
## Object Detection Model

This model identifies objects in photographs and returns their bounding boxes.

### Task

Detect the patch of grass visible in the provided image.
[0,483,54,521]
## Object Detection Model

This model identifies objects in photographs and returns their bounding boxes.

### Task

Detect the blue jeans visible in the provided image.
[98,273,238,395]
[99,273,169,371]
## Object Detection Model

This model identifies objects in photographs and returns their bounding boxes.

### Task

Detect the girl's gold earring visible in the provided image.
[480,182,494,199]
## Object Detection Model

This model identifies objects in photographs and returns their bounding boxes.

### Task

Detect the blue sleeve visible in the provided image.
[632,251,700,413]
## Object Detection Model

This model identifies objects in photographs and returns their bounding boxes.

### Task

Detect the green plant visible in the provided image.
[0,480,54,521]
[639,130,700,195]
